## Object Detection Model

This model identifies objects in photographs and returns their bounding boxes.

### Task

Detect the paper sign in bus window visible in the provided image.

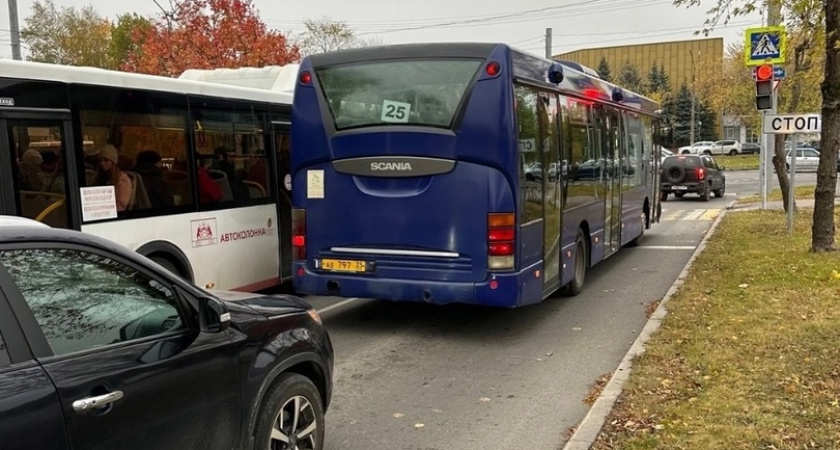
[381,100,411,123]
[307,169,324,199]
[80,186,117,222]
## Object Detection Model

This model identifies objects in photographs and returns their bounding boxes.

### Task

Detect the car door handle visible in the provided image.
[72,391,124,412]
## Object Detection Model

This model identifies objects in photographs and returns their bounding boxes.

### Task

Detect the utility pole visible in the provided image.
[545,28,552,59]
[7,0,22,60]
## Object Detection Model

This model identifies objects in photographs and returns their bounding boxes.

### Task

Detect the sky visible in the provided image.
[0,0,766,60]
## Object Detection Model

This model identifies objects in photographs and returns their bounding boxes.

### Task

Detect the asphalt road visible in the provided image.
[294,186,748,450]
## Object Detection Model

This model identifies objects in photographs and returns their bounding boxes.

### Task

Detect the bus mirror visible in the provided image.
[611,87,624,102]
[548,63,564,84]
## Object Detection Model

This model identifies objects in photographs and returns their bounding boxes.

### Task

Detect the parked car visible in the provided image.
[785,147,821,172]
[740,142,761,155]
[677,141,715,155]
[709,140,742,156]
[660,154,726,201]
[0,216,334,450]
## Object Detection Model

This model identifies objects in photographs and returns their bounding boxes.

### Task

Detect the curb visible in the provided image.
[561,200,737,450]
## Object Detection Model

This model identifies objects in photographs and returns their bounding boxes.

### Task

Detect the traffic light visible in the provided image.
[755,64,774,111]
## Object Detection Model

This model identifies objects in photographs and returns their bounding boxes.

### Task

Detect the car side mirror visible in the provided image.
[199,297,231,333]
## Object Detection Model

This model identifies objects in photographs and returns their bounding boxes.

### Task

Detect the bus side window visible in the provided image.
[74,86,194,216]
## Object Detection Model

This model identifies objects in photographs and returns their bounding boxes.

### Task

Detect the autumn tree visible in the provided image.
[676,0,834,251]
[597,57,612,82]
[21,0,113,68]
[122,0,300,77]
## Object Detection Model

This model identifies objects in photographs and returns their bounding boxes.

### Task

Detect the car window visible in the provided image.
[805,149,819,157]
[0,248,184,356]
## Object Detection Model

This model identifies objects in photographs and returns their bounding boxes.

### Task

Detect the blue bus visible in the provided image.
[290,43,662,308]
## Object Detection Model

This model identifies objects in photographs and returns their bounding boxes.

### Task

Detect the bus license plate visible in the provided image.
[318,258,366,273]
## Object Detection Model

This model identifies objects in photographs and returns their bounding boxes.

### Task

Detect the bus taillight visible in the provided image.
[487,213,515,270]
[292,208,306,260]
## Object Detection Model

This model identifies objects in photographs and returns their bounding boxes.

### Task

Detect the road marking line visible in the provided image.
[700,209,722,221]
[683,210,704,221]
[317,297,360,314]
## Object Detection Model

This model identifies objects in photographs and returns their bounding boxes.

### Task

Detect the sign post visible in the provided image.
[746,25,786,210]
[761,113,821,233]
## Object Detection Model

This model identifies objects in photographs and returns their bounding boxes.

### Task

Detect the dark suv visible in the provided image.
[660,154,726,201]
[0,216,333,450]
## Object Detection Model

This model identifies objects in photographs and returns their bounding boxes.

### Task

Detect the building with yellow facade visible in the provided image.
[554,38,727,140]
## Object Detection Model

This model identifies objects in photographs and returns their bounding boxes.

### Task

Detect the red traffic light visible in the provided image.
[756,64,774,81]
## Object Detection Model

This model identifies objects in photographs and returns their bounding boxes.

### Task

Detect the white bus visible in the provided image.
[0,59,299,292]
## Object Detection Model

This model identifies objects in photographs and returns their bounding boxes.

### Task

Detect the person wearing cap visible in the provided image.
[95,144,133,212]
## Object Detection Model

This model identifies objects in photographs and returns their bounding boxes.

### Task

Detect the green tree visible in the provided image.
[597,57,612,82]
[658,64,671,92]
[109,13,152,68]
[617,61,644,94]
[21,0,113,68]
[647,63,661,93]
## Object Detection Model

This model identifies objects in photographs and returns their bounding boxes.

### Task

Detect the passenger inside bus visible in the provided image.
[94,144,133,212]
[18,148,43,191]
[134,150,174,209]
[39,151,65,195]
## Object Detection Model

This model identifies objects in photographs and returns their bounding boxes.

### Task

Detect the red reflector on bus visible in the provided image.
[488,228,515,241]
[299,71,312,84]
[488,242,514,256]
[489,280,499,290]
[485,61,500,76]
[292,235,305,247]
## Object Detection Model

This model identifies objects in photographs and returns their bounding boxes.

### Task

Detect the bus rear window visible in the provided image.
[315,59,483,130]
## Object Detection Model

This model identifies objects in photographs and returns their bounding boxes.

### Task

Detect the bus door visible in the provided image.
[270,117,293,280]
[540,93,561,293]
[602,107,622,257]
[0,109,79,229]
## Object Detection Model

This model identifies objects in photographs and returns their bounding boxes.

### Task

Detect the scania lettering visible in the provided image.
[371,162,413,171]
[290,43,662,307]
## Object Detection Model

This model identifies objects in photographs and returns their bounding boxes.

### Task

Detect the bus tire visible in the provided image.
[150,255,181,278]
[561,230,587,296]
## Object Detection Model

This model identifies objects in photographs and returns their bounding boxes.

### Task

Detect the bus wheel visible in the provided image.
[562,230,587,296]
[150,255,181,278]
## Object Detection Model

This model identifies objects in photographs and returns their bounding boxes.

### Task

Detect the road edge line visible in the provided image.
[561,200,736,450]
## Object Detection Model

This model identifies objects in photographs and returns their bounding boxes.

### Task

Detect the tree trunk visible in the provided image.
[812,0,840,252]
[772,135,792,211]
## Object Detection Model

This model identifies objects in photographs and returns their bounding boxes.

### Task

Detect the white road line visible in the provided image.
[317,297,361,314]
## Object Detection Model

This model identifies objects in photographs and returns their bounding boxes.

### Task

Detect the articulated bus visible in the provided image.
[290,43,662,308]
[0,59,299,292]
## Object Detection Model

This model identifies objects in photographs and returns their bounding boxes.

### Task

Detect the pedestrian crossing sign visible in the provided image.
[744,25,786,66]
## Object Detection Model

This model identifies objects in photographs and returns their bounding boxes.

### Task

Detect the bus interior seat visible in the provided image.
[208,169,234,202]
[163,170,190,205]
[242,180,265,198]
[124,171,152,210]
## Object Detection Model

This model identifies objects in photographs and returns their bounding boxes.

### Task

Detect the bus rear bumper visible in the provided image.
[291,262,544,308]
